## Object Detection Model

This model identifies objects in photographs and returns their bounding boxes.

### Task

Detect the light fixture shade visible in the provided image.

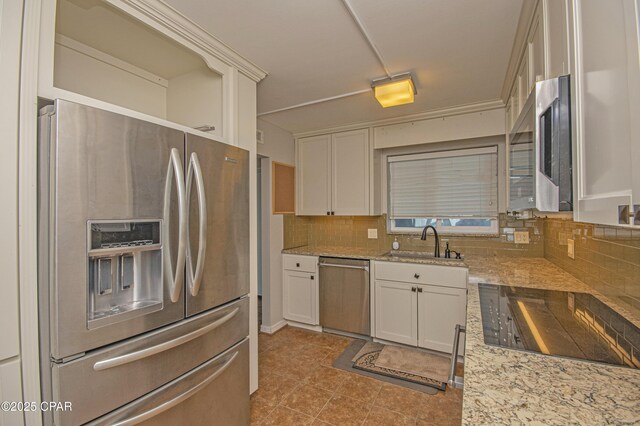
[373,77,415,108]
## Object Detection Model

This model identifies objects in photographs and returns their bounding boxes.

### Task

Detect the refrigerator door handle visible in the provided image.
[163,148,188,303]
[185,152,207,297]
[93,307,239,371]
[111,351,239,426]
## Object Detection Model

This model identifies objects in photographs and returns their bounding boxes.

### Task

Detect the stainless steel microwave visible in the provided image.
[509,75,572,212]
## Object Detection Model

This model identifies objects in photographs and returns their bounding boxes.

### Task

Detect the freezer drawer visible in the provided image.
[89,339,249,426]
[50,297,248,425]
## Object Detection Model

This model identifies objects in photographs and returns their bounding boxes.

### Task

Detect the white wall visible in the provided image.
[257,118,295,331]
[0,0,25,424]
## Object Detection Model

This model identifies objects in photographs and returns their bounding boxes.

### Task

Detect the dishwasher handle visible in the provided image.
[319,263,369,272]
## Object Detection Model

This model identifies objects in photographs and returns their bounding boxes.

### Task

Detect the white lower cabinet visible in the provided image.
[374,280,417,346]
[417,285,467,353]
[282,255,319,325]
[373,261,467,354]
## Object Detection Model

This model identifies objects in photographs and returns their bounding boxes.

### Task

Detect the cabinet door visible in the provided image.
[517,53,530,110]
[331,129,370,215]
[529,12,545,85]
[283,270,317,325]
[374,280,417,346]
[0,358,23,426]
[572,0,640,226]
[543,0,569,78]
[417,285,466,353]
[297,134,331,215]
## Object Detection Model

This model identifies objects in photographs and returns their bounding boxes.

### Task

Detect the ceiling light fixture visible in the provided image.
[371,73,416,108]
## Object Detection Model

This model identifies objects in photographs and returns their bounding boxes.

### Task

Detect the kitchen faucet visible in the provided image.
[420,225,440,258]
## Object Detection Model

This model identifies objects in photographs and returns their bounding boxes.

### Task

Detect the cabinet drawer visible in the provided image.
[283,255,317,273]
[374,261,467,289]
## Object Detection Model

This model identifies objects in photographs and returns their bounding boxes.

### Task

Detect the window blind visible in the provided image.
[388,147,498,218]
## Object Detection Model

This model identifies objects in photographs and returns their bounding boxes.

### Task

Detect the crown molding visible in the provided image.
[108,0,268,82]
[290,99,505,138]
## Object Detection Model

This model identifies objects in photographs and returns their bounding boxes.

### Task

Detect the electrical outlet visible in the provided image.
[368,229,378,239]
[514,231,530,244]
[567,239,575,259]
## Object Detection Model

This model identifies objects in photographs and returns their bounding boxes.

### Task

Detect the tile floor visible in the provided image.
[252,326,463,425]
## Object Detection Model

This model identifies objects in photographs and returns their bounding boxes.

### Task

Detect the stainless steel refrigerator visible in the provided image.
[38,99,250,425]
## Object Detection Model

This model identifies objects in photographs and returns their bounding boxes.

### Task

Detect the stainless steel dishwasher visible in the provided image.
[319,257,370,336]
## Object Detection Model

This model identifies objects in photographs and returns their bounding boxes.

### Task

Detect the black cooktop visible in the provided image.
[478,284,639,369]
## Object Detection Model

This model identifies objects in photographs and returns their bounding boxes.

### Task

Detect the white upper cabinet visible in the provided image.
[571,0,640,227]
[543,0,569,78]
[297,134,332,215]
[37,0,265,145]
[528,10,545,86]
[332,129,370,215]
[297,129,373,216]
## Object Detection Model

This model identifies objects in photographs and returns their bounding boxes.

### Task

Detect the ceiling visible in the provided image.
[164,0,523,134]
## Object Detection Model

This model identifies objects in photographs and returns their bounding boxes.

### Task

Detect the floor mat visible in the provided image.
[351,342,447,391]
[332,339,439,394]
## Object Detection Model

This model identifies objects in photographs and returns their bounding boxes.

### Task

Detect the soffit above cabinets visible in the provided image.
[163,0,523,133]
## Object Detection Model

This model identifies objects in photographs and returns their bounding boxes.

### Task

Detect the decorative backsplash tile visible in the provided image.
[544,218,640,314]
[283,213,543,257]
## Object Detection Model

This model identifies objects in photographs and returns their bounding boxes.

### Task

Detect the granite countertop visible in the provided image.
[463,257,640,425]
[281,245,467,267]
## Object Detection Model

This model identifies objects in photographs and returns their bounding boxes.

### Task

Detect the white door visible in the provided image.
[417,285,466,353]
[374,280,417,346]
[331,129,370,215]
[283,270,317,325]
[571,0,640,226]
[297,134,331,215]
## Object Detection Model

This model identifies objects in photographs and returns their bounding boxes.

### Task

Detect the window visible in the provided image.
[388,146,499,234]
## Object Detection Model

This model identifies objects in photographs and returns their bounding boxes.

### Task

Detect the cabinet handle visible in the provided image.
[310,275,314,280]
[331,211,335,215]
[414,273,420,279]
[296,263,300,267]
[417,287,423,293]
[326,211,330,215]
[411,287,417,292]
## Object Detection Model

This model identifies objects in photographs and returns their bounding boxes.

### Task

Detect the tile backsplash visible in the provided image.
[283,213,640,317]
[284,214,543,257]
[544,218,640,311]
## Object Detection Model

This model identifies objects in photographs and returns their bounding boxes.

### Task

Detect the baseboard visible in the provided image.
[260,320,287,334]
[285,321,322,332]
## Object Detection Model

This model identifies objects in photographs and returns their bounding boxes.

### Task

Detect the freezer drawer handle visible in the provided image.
[186,152,208,297]
[93,307,240,371]
[163,148,188,303]
[319,263,369,271]
[111,351,239,426]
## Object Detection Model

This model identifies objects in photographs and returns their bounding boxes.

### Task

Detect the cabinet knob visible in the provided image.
[417,287,423,293]
[411,287,417,292]
[296,263,300,267]
[310,275,314,280]
[331,211,335,215]
[414,273,420,279]
[326,211,330,215]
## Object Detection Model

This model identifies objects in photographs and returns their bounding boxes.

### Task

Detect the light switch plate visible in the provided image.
[368,229,378,239]
[567,239,575,259]
[514,231,530,244]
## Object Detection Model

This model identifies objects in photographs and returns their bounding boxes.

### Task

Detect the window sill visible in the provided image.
[386,230,501,238]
